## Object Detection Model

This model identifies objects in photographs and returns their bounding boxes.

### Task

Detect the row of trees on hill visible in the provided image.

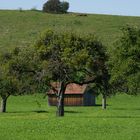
[0,26,139,116]
[43,0,69,14]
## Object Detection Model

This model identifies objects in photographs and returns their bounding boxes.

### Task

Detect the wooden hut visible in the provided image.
[47,83,96,106]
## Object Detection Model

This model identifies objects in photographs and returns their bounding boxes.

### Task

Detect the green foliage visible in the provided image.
[109,25,140,94]
[0,51,20,97]
[43,0,69,14]
[60,1,69,13]
[0,74,19,97]
[0,94,140,139]
[0,47,42,100]
[8,47,49,94]
[34,29,108,91]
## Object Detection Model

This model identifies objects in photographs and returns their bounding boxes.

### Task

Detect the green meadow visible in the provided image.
[0,94,140,140]
[1,10,140,52]
[0,10,140,140]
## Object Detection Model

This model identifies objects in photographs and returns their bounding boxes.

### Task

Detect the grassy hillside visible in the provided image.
[0,94,140,140]
[0,10,140,52]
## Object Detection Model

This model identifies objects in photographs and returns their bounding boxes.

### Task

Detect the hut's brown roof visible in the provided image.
[48,82,87,95]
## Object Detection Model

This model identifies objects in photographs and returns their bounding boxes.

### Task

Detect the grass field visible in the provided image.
[0,10,140,52]
[0,94,140,140]
[0,10,140,140]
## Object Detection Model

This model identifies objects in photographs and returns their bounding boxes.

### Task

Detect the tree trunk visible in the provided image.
[56,82,66,117]
[0,96,8,113]
[102,94,106,110]
[56,92,64,116]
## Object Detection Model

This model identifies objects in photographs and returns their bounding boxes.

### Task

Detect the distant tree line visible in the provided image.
[43,0,69,14]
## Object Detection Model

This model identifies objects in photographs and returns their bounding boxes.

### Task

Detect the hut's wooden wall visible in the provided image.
[64,95,83,106]
[48,94,83,106]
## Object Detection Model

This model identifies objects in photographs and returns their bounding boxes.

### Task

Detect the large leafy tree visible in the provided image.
[34,30,110,116]
[0,51,20,112]
[9,30,110,116]
[0,48,44,113]
[43,0,69,14]
[109,25,140,94]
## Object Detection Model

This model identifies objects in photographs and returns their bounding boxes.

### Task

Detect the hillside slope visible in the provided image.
[0,10,140,52]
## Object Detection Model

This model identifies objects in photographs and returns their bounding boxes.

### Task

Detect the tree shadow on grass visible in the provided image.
[65,104,110,107]
[65,110,82,114]
[33,110,48,113]
[7,110,48,114]
[94,104,110,107]
[82,115,140,119]
[92,116,140,119]
[112,108,140,111]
